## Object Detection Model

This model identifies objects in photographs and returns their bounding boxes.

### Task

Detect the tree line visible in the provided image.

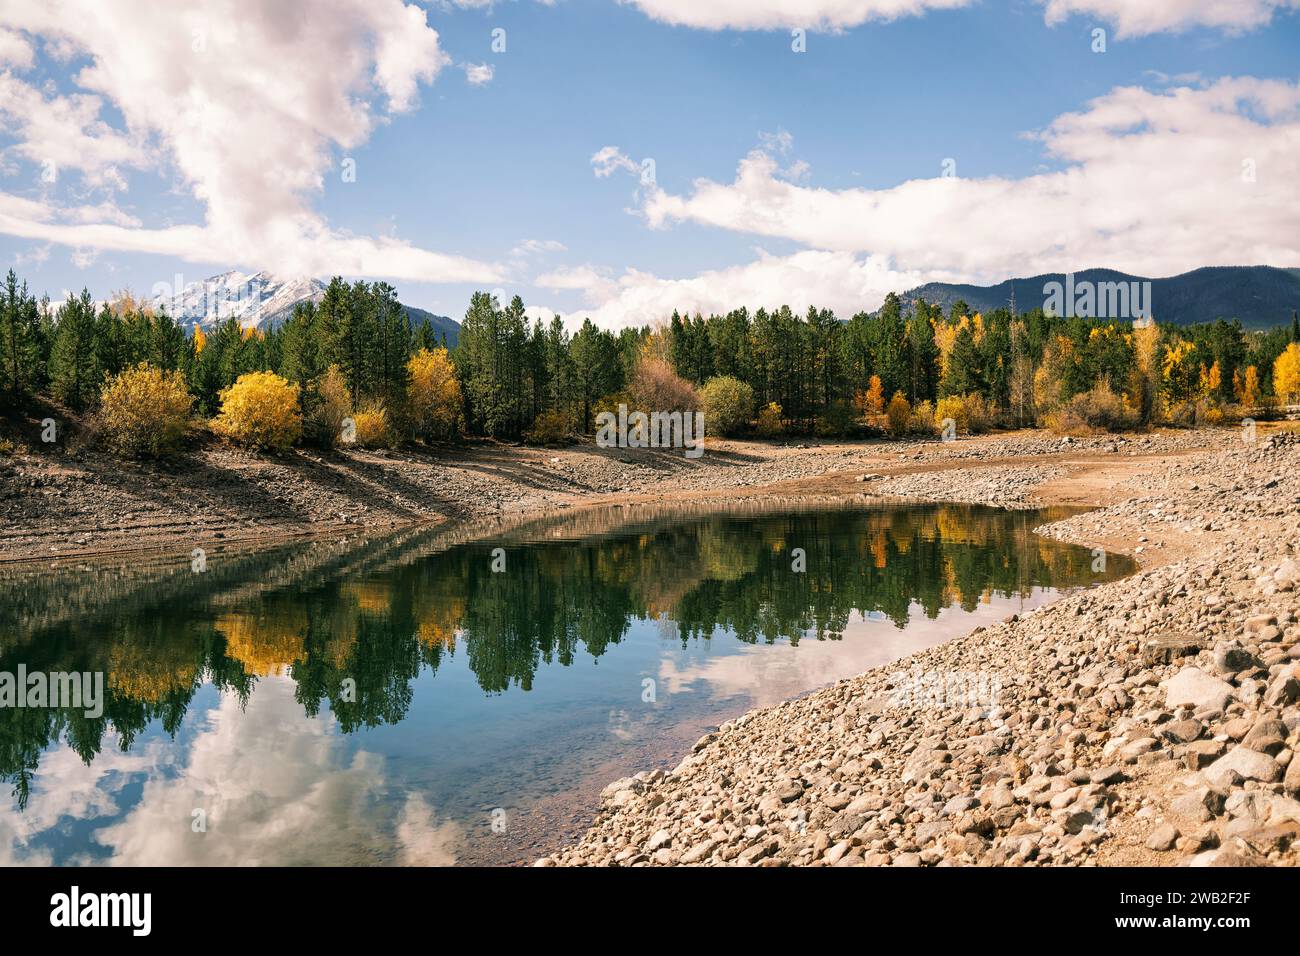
[3,266,1299,452]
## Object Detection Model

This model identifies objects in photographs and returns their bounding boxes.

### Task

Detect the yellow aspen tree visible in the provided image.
[1274,343,1300,404]
[1243,365,1261,407]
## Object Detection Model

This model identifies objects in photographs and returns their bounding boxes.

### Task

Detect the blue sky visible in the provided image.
[1,0,1298,325]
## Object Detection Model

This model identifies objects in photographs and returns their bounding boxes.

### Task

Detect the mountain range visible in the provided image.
[149,271,460,346]
[899,266,1300,330]
[148,265,1300,345]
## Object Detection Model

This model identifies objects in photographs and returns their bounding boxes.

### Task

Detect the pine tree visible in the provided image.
[0,269,41,401]
[941,323,983,397]
[372,283,412,409]
[906,300,940,404]
[454,291,505,435]
[871,293,909,403]
[49,290,101,410]
[331,280,377,404]
[570,318,621,431]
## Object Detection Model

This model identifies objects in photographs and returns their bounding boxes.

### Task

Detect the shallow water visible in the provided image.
[0,499,1134,866]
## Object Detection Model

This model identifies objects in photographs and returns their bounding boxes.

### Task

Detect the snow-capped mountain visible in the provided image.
[150,270,326,331]
[149,269,461,345]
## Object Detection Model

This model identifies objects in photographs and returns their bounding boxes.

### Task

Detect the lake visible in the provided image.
[0,499,1134,866]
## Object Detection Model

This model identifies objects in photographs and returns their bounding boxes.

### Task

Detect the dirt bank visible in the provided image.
[0,427,1224,565]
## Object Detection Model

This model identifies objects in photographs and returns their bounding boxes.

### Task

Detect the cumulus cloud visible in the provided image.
[623,0,971,31]
[1040,0,1300,37]
[622,0,1298,33]
[0,26,32,67]
[534,263,613,293]
[0,0,502,284]
[89,680,463,866]
[559,249,934,330]
[0,72,148,190]
[639,78,1300,284]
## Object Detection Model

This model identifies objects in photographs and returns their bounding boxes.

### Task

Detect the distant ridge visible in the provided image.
[149,270,460,346]
[900,266,1300,330]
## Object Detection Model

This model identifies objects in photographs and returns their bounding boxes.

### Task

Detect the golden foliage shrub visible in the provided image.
[98,362,193,458]
[960,393,994,433]
[309,365,353,448]
[909,399,935,435]
[755,402,784,437]
[885,391,911,436]
[699,375,755,436]
[525,408,573,445]
[1044,381,1138,434]
[211,371,302,450]
[933,394,970,436]
[406,347,462,442]
[350,403,391,448]
[629,357,698,412]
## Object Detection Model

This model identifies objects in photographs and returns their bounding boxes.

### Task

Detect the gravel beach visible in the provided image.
[539,427,1300,866]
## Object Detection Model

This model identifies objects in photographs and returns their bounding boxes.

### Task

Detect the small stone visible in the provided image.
[778,782,804,803]
[1145,823,1180,851]
[1212,641,1258,675]
[1161,718,1203,744]
[679,839,717,864]
[941,795,979,817]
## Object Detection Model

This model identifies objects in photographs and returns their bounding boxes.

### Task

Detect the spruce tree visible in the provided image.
[49,290,101,410]
[941,323,983,397]
[0,269,41,400]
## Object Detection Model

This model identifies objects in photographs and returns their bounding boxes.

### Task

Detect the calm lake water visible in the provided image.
[0,500,1134,866]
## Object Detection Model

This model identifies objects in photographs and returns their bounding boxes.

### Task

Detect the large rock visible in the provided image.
[1285,756,1300,797]
[1163,667,1235,712]
[1143,633,1204,665]
[1263,668,1300,707]
[1204,745,1284,786]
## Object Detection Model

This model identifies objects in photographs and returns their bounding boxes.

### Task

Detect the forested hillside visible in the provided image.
[3,268,1300,461]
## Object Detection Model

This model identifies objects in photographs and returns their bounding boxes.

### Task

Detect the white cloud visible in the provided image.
[560,249,933,329]
[622,0,1299,33]
[0,26,32,66]
[0,0,502,284]
[511,238,567,257]
[639,78,1300,284]
[0,72,149,190]
[534,263,612,293]
[463,61,494,86]
[12,242,49,267]
[591,145,640,178]
[623,0,971,31]
[1040,0,1300,37]
[88,679,463,866]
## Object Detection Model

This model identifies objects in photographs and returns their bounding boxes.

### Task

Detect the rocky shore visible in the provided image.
[540,429,1300,866]
[0,426,1219,563]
